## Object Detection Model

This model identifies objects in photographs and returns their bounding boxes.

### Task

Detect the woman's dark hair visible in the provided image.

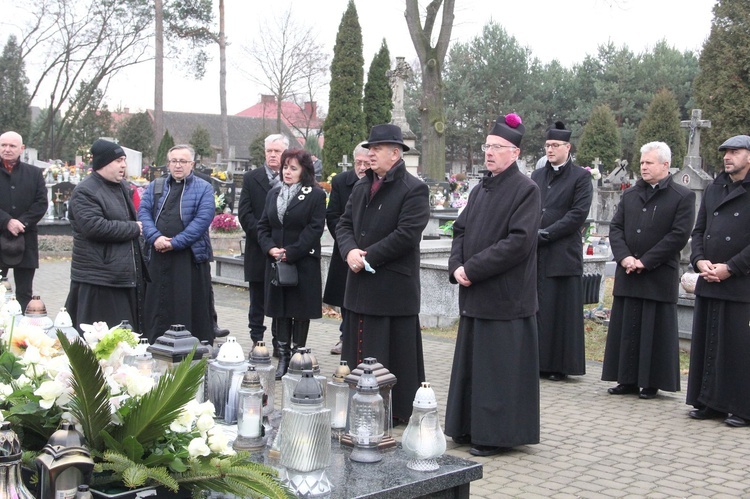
[280,148,316,186]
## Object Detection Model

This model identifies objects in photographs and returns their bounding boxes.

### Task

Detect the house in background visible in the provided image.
[236,95,323,148]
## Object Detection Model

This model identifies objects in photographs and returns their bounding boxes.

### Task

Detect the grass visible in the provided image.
[422,276,691,373]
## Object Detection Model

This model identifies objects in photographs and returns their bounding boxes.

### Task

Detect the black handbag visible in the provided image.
[271,260,298,287]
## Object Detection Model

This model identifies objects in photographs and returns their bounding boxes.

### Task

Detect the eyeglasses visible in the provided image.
[354,160,370,167]
[167,159,193,165]
[544,143,567,150]
[481,144,517,152]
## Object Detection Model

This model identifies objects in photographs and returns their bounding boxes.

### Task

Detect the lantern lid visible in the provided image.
[41,421,92,460]
[288,348,313,375]
[345,357,397,388]
[332,360,350,382]
[307,348,321,374]
[1,295,22,316]
[291,370,323,404]
[241,366,262,389]
[147,324,209,363]
[24,295,47,316]
[216,336,245,363]
[53,307,74,328]
[356,367,380,392]
[249,341,271,365]
[413,382,437,409]
[0,421,23,463]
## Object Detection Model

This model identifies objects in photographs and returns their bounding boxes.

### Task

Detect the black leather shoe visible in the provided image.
[607,384,639,395]
[548,372,567,381]
[213,326,230,338]
[469,445,510,457]
[724,414,749,427]
[451,435,471,445]
[639,387,658,399]
[688,406,726,420]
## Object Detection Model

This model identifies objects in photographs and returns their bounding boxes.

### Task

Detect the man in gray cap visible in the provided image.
[687,134,750,427]
[531,121,593,382]
[444,114,541,456]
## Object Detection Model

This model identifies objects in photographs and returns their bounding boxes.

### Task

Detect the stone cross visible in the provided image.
[680,109,711,171]
[386,57,414,133]
[591,157,602,171]
[338,155,351,172]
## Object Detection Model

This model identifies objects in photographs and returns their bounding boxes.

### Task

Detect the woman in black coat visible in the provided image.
[257,148,326,378]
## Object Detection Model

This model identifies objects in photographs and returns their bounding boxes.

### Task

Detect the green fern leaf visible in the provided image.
[57,332,113,451]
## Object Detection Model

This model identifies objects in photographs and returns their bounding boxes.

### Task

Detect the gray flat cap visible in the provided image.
[718,135,750,151]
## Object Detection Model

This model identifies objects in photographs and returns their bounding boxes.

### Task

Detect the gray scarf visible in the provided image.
[276,182,302,224]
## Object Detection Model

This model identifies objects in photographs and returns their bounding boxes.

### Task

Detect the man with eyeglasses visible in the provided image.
[238,134,289,356]
[445,114,541,456]
[323,142,371,355]
[531,121,593,382]
[139,144,216,343]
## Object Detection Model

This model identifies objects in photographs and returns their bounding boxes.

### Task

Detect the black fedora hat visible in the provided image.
[362,124,410,152]
[0,232,24,266]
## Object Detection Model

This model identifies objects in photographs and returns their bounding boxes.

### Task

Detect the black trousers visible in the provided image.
[1,267,35,313]
[248,281,267,342]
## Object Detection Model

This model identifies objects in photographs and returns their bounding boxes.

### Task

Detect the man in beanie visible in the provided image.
[0,131,47,312]
[445,114,541,456]
[336,124,430,424]
[687,134,750,427]
[139,144,215,344]
[65,139,146,332]
[531,121,593,381]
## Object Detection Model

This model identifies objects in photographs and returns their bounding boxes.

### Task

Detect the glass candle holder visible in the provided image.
[326,361,350,434]
[401,382,446,471]
[348,367,384,463]
[234,366,266,450]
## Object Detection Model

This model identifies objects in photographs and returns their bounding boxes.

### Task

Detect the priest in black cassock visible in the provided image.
[445,113,541,457]
[602,141,694,399]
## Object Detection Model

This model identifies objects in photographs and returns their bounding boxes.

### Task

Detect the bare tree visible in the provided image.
[405,0,455,180]
[19,0,152,159]
[238,9,328,134]
[154,0,164,153]
[218,0,228,158]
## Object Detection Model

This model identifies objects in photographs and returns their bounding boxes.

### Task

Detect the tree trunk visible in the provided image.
[154,0,164,158]
[420,53,446,181]
[219,0,229,162]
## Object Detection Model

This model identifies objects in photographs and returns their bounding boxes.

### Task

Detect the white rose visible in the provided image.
[207,427,230,454]
[0,383,13,402]
[15,375,31,387]
[170,408,196,433]
[21,345,42,365]
[195,401,216,417]
[196,412,215,434]
[34,380,66,409]
[188,437,211,458]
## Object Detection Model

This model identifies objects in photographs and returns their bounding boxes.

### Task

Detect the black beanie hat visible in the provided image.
[546,121,571,142]
[489,113,525,147]
[91,139,126,170]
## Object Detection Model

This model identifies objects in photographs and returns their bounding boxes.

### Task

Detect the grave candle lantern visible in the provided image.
[233,366,266,451]
[348,367,384,463]
[326,360,350,435]
[401,382,446,471]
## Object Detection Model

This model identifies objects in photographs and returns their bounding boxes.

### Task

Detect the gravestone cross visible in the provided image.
[591,157,602,171]
[680,109,711,171]
[338,155,352,172]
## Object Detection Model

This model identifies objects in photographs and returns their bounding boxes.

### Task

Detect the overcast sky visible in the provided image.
[12,0,717,116]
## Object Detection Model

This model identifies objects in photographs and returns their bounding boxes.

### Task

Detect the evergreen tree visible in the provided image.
[189,125,213,160]
[577,104,621,173]
[304,135,322,158]
[0,35,31,139]
[633,89,686,169]
[118,112,155,159]
[323,0,365,178]
[155,130,175,167]
[363,39,392,131]
[694,0,750,171]
[248,133,266,168]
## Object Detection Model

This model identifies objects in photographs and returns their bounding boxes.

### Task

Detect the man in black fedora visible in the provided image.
[336,123,430,424]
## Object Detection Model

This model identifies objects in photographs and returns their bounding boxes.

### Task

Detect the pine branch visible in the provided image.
[57,332,113,452]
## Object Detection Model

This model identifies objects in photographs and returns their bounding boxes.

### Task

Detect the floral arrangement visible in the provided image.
[0,319,292,497]
[584,166,602,180]
[449,174,470,209]
[210,213,240,233]
[318,181,331,194]
[211,171,228,181]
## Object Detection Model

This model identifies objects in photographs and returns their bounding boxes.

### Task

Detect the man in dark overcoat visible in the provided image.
[0,131,48,312]
[602,141,695,399]
[238,134,288,353]
[323,141,370,355]
[531,121,593,381]
[336,124,430,423]
[445,114,541,457]
[687,134,750,427]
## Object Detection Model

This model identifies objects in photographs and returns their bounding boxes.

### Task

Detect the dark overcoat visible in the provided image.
[531,158,593,277]
[257,184,326,319]
[238,166,273,283]
[690,172,750,301]
[0,161,48,268]
[323,169,360,306]
[610,175,695,303]
[448,165,541,320]
[336,161,430,316]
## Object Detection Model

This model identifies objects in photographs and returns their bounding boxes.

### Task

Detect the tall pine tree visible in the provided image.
[363,39,392,131]
[0,35,31,139]
[577,104,621,173]
[633,89,686,169]
[323,0,365,178]
[156,130,175,167]
[694,0,750,170]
